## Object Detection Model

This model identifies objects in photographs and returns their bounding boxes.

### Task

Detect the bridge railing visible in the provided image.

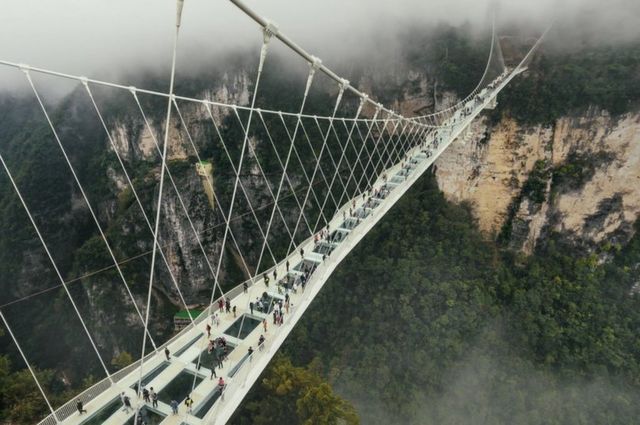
[35,272,263,425]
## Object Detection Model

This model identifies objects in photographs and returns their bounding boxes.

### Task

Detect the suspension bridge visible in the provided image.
[0,0,548,424]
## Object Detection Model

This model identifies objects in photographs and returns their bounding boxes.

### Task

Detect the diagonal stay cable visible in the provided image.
[287,80,347,254]
[337,111,381,208]
[353,111,394,196]
[256,110,314,237]
[228,106,299,247]
[312,99,366,232]
[199,103,279,268]
[252,59,319,279]
[171,99,255,284]
[0,170,334,312]
[0,309,60,422]
[279,113,332,230]
[0,153,113,382]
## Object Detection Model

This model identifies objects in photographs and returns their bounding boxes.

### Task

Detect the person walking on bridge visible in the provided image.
[210,361,217,379]
[150,388,158,408]
[121,392,132,413]
[185,395,194,414]
[76,399,87,415]
[248,345,254,361]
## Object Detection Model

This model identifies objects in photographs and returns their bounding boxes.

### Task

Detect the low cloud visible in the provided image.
[0,0,638,95]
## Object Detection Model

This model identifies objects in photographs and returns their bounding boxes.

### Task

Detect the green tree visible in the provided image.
[235,355,359,425]
[111,351,134,371]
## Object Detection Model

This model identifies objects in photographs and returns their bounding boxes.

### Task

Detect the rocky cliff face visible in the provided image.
[102,70,253,300]
[433,106,640,254]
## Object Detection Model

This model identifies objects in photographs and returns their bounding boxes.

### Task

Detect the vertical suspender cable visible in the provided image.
[136,1,184,421]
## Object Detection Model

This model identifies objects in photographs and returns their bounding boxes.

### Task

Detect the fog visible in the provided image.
[0,0,638,94]
[336,324,640,425]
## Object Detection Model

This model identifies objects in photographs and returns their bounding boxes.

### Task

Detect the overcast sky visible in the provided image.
[0,0,638,93]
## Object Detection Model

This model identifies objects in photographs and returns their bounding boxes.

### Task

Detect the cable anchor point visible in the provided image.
[18,63,31,74]
[262,20,279,44]
[309,56,322,70]
[176,0,185,28]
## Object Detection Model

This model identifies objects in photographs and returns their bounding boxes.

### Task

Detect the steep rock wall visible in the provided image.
[434,108,640,253]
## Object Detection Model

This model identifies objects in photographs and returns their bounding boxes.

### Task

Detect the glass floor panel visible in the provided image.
[354,208,369,219]
[373,188,391,199]
[363,198,380,209]
[293,259,319,273]
[80,397,121,425]
[192,344,235,369]
[313,242,335,255]
[284,273,302,287]
[174,333,204,357]
[252,293,278,314]
[228,353,251,378]
[223,315,261,340]
[125,406,165,425]
[340,218,360,230]
[193,387,224,419]
[329,229,349,244]
[158,370,203,405]
[131,361,171,392]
